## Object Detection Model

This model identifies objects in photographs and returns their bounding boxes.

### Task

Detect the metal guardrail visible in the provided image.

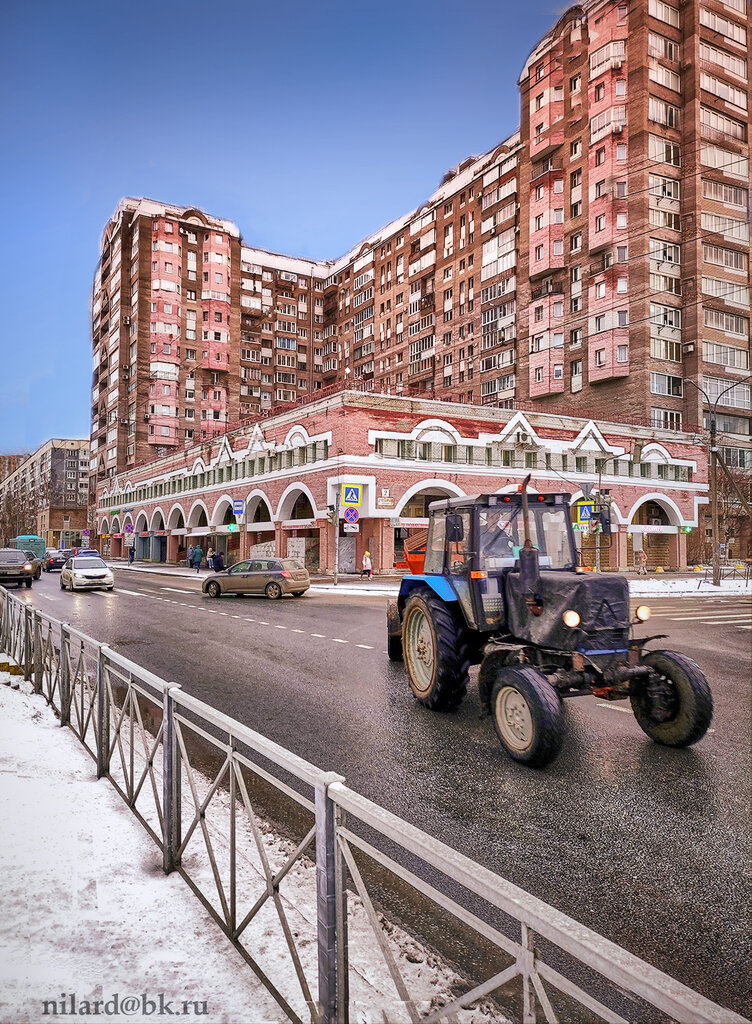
[0,585,748,1024]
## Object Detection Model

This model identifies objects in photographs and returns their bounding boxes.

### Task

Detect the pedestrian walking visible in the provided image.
[207,546,215,571]
[636,548,648,575]
[187,543,194,568]
[128,545,135,565]
[361,550,372,579]
[214,550,224,572]
[191,544,204,573]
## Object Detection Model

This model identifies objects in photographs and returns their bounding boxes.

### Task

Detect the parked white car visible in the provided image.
[60,557,114,592]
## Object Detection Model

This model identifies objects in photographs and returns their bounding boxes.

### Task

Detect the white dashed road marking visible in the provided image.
[161,587,195,594]
[596,703,632,713]
[356,644,373,649]
[331,638,348,644]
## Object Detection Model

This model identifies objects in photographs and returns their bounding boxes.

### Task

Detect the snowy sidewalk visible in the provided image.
[0,676,499,1024]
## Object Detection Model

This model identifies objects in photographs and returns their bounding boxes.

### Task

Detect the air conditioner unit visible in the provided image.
[684,342,695,353]
[681,61,692,71]
[144,414,150,422]
[612,124,623,134]
[122,315,131,325]
[516,430,530,444]
[612,60,622,70]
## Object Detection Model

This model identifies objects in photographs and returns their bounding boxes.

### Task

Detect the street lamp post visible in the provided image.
[684,375,752,587]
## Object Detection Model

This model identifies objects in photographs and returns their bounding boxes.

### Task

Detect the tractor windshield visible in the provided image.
[479,505,575,571]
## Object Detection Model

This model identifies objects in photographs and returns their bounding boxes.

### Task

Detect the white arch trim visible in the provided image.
[135,511,149,531]
[276,481,320,521]
[100,519,110,535]
[149,507,166,531]
[111,517,122,533]
[242,487,274,520]
[209,493,236,527]
[627,492,684,526]
[166,503,187,529]
[395,479,466,517]
[187,499,210,528]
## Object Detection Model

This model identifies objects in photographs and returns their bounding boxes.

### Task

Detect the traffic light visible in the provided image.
[598,508,612,535]
[326,504,336,525]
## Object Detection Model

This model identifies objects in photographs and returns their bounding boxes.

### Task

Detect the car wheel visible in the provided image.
[35,569,41,580]
[107,586,114,591]
[265,581,282,600]
[206,581,222,598]
[292,591,304,598]
[60,577,65,590]
[25,579,32,589]
[490,666,564,768]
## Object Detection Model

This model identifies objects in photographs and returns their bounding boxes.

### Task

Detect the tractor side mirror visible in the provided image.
[445,514,464,543]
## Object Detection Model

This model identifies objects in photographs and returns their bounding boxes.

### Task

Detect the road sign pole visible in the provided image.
[333,487,341,587]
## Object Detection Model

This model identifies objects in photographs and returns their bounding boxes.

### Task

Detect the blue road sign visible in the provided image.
[341,484,362,506]
[344,506,359,524]
[232,499,245,515]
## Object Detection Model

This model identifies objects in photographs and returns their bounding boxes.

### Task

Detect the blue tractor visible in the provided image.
[387,480,713,767]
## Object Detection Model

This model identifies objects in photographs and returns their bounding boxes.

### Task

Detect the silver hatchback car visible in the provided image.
[202,557,310,599]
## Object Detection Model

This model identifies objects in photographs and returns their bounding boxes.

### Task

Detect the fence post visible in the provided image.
[33,611,42,694]
[162,682,182,874]
[60,623,70,726]
[23,606,32,681]
[96,645,112,779]
[315,772,348,1024]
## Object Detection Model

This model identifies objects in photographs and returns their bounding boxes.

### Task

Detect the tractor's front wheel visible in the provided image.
[490,666,564,768]
[402,588,469,710]
[630,650,713,747]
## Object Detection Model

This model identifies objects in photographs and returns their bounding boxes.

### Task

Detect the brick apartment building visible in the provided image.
[0,440,90,548]
[90,0,750,500]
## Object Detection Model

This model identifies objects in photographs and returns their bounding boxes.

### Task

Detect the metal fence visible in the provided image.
[0,585,747,1024]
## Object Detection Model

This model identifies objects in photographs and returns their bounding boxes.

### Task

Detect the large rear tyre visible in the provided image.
[490,666,564,768]
[402,588,469,710]
[630,650,713,747]
[386,601,403,662]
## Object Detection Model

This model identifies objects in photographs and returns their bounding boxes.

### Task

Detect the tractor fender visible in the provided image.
[397,575,459,614]
[478,647,527,713]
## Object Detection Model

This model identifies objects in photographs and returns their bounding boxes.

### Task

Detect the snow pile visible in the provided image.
[0,673,506,1024]
[629,578,751,598]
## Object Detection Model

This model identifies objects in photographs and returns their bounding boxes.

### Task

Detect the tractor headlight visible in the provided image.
[635,605,651,622]
[563,609,581,628]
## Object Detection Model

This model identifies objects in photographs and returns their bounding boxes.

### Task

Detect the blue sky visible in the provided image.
[0,0,554,454]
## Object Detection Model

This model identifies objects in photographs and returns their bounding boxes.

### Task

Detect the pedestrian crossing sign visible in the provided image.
[576,502,594,524]
[341,484,362,507]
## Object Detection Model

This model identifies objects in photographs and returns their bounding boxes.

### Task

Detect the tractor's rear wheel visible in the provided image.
[630,650,713,747]
[386,601,403,662]
[402,588,469,710]
[490,666,564,768]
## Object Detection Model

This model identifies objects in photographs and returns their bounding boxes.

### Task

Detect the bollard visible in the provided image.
[315,772,348,1024]
[162,683,182,874]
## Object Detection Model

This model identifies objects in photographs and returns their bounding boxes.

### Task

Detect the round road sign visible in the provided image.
[343,506,359,524]
[124,523,134,534]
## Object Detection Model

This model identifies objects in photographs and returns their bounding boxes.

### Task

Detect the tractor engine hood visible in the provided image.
[505,571,630,651]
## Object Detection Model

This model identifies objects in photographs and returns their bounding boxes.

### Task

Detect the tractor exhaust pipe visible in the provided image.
[519,474,542,615]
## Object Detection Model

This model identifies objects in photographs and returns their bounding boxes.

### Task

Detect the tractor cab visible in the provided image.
[418,490,577,634]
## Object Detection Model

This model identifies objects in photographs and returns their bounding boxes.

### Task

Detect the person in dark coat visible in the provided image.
[213,550,224,572]
[191,544,204,573]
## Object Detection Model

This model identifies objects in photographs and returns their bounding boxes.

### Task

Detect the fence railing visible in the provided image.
[0,585,747,1024]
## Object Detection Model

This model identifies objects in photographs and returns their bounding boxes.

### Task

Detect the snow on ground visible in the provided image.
[628,578,752,598]
[0,672,505,1024]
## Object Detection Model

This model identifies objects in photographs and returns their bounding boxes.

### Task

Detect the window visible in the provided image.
[571,328,582,347]
[596,281,606,298]
[651,337,682,361]
[651,408,682,430]
[595,83,605,102]
[617,345,628,362]
[649,0,679,28]
[570,233,582,253]
[571,74,581,94]
[702,179,748,208]
[616,213,627,229]
[595,349,606,367]
[700,105,746,142]
[649,135,680,166]
[553,364,563,380]
[616,144,627,161]
[699,42,747,81]
[650,97,680,128]
[699,7,746,46]
[703,376,751,409]
[570,200,582,218]
[704,307,749,337]
[594,315,606,333]
[535,244,544,261]
[553,240,564,255]
[570,139,581,158]
[650,372,683,396]
[571,359,582,377]
[702,341,749,370]
[595,214,606,232]
[649,65,681,92]
[595,147,606,166]
[701,213,749,242]
[617,278,628,294]
[615,79,626,97]
[570,169,582,189]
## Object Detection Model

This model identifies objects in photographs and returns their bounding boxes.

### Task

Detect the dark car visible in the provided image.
[202,557,310,599]
[76,548,101,557]
[42,549,67,572]
[23,550,42,579]
[0,549,35,588]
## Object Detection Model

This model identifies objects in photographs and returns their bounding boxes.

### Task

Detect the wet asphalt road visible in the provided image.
[18,571,752,1016]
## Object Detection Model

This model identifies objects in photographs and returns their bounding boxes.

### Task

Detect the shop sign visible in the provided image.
[396,518,429,528]
[139,531,151,538]
[377,496,395,508]
[154,530,167,536]
[628,525,678,535]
